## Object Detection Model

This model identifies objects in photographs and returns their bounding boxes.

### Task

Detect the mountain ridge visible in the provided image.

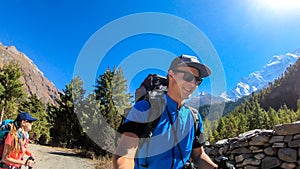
[221,49,300,101]
[187,49,300,111]
[260,57,300,111]
[0,42,59,105]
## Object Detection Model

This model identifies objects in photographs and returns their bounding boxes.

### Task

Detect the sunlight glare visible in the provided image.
[262,0,300,11]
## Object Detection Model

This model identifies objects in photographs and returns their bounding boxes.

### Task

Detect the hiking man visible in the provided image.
[113,55,218,169]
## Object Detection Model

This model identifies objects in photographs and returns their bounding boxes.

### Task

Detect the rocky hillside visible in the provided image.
[0,42,59,105]
[261,57,300,111]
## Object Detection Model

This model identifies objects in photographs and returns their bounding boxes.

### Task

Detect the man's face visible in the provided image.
[169,66,200,100]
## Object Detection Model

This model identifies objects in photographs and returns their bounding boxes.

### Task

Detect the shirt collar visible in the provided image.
[165,94,181,112]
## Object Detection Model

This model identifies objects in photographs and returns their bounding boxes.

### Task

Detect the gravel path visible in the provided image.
[27,144,97,169]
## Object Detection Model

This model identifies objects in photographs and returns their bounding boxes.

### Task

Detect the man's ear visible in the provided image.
[168,70,177,84]
[168,69,174,77]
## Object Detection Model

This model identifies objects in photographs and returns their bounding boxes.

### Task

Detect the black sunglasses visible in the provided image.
[172,69,203,86]
[25,120,33,124]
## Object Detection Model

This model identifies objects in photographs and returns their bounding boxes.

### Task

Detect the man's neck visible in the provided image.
[167,92,184,109]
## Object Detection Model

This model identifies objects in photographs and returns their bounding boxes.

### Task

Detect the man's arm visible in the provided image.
[191,146,218,169]
[113,132,139,169]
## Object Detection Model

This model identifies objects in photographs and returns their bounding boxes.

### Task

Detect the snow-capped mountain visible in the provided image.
[221,49,300,101]
[187,91,224,108]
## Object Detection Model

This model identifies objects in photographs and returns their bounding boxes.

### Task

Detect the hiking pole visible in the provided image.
[26,156,35,169]
[217,156,235,169]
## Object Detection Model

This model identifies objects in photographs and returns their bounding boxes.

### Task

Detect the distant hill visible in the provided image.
[260,57,300,111]
[196,95,250,120]
[0,42,59,105]
[186,91,224,108]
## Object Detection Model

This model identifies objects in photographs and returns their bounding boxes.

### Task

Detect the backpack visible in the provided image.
[0,119,14,159]
[119,73,200,138]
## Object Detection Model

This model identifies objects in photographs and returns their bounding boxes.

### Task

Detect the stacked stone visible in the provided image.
[205,121,300,169]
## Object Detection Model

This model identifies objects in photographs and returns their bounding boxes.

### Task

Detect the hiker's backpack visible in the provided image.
[0,119,13,159]
[119,73,200,138]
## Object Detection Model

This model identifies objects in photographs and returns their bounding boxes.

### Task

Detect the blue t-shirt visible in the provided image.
[120,94,204,169]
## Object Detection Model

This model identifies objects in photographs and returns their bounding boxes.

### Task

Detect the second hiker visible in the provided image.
[1,112,36,169]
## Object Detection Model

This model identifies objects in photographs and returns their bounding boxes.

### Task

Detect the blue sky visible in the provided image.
[1,0,300,96]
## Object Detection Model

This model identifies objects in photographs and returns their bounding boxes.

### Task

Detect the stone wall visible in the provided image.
[205,121,300,169]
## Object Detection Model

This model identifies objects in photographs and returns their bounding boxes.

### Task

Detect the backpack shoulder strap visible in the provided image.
[187,106,200,134]
[141,96,165,138]
[187,106,206,147]
[139,97,165,168]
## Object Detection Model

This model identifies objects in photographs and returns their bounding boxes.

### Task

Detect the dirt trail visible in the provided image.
[27,144,97,169]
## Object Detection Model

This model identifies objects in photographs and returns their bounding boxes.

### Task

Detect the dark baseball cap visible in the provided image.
[16,112,37,122]
[169,54,212,78]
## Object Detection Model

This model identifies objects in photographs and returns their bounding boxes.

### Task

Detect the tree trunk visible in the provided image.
[0,105,5,122]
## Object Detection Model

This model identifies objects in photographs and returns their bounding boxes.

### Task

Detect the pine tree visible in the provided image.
[203,118,212,141]
[268,107,279,127]
[296,99,300,120]
[0,62,26,121]
[212,130,219,143]
[92,67,132,154]
[48,77,85,147]
[94,67,131,130]
[261,109,270,129]
[20,94,50,143]
[237,113,249,134]
[278,104,290,124]
[215,118,227,140]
